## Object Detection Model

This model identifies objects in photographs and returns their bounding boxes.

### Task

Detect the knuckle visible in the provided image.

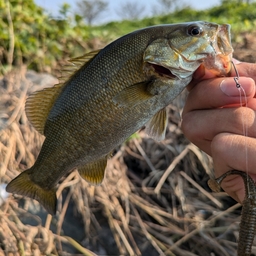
[233,107,255,134]
[211,133,229,158]
[181,112,200,142]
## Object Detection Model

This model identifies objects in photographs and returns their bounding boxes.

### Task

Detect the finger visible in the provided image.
[188,61,256,90]
[181,106,256,155]
[200,60,256,82]
[211,133,256,203]
[188,65,218,90]
[183,76,255,115]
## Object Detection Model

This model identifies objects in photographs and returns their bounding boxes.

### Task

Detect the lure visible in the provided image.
[208,170,256,256]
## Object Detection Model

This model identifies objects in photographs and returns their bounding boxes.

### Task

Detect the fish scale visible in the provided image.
[6,21,233,214]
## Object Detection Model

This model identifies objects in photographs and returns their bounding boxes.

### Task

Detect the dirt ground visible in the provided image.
[0,32,256,256]
[233,32,256,63]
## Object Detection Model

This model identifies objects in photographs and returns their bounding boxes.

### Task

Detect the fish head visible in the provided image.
[143,21,233,80]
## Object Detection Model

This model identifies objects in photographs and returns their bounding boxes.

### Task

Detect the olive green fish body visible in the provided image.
[6,22,233,214]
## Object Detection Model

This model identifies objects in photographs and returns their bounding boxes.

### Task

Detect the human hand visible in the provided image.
[181,61,256,203]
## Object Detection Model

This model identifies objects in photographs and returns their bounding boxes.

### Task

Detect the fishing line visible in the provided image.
[231,60,250,194]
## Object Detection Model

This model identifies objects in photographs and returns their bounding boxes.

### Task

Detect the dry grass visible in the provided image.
[0,64,255,256]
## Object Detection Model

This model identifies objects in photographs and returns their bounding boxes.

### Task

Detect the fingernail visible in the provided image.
[232,58,241,65]
[237,193,244,204]
[220,77,254,96]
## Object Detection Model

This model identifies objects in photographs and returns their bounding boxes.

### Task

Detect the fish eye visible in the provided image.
[187,26,203,37]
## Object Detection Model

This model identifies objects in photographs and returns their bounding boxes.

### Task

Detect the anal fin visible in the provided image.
[78,156,108,185]
[6,170,57,215]
[145,108,168,142]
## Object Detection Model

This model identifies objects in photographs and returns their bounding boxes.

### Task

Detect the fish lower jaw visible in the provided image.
[144,61,200,80]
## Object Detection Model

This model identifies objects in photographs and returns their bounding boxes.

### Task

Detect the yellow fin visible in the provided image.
[25,84,63,135]
[78,156,108,185]
[113,81,154,107]
[25,49,101,135]
[6,170,57,215]
[145,108,168,141]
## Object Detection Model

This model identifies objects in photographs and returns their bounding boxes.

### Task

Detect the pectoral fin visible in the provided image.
[145,108,168,141]
[113,81,154,107]
[78,156,108,185]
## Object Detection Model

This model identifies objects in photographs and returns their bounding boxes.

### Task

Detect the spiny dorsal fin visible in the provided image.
[59,49,101,83]
[26,49,101,135]
[145,108,168,141]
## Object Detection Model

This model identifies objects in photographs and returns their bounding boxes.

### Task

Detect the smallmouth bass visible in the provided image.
[6,21,233,214]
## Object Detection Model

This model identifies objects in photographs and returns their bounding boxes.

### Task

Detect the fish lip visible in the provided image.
[202,24,233,76]
[216,24,233,56]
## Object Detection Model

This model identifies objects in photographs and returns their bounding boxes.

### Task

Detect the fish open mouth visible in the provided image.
[148,63,177,79]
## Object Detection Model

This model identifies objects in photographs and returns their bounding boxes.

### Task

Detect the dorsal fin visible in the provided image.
[25,49,101,135]
[25,83,63,135]
[59,49,101,83]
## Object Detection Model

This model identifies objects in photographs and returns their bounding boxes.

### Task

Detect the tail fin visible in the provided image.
[6,170,57,215]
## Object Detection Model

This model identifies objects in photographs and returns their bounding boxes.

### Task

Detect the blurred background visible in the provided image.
[0,0,256,255]
[35,0,219,25]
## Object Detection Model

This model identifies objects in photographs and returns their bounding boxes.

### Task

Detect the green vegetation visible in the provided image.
[1,0,256,74]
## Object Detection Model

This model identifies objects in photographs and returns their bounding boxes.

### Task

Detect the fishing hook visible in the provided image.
[231,60,241,88]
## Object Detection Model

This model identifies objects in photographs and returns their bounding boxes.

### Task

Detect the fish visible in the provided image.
[6,21,233,215]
